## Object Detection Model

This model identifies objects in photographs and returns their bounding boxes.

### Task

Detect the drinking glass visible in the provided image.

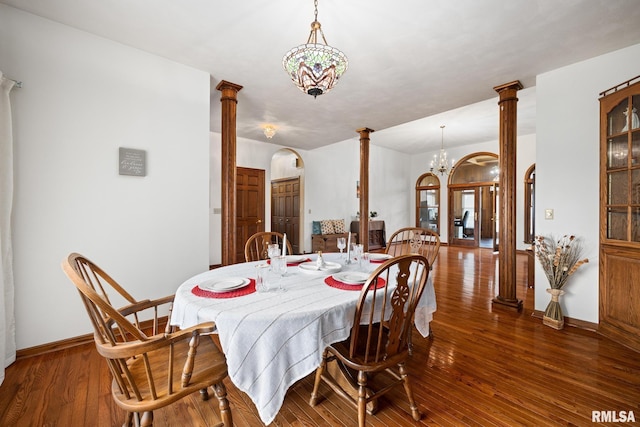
[272,255,288,292]
[267,244,280,270]
[354,244,364,268]
[267,243,280,259]
[255,263,270,292]
[336,237,346,258]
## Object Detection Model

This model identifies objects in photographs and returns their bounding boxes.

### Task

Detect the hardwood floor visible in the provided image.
[2,246,639,426]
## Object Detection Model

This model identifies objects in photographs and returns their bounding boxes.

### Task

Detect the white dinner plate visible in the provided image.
[199,277,250,293]
[368,253,392,261]
[333,272,369,285]
[298,261,342,274]
[285,255,308,264]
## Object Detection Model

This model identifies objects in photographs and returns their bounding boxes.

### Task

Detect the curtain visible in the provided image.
[0,71,17,385]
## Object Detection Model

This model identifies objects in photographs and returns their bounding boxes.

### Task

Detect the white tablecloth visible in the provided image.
[170,253,436,425]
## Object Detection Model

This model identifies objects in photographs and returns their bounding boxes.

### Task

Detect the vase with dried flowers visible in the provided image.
[534,235,589,329]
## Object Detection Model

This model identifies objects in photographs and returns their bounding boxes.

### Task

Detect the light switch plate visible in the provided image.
[545,209,554,220]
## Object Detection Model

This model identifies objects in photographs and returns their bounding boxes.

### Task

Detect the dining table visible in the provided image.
[170,252,437,425]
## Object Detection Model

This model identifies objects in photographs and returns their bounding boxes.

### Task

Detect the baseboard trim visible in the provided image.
[16,333,94,360]
[531,310,598,332]
[16,316,171,360]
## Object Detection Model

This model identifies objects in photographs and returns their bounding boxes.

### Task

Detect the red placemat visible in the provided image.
[192,279,256,299]
[324,276,386,291]
[267,258,311,267]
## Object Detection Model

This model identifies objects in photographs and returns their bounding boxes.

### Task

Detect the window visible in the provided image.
[415,173,440,234]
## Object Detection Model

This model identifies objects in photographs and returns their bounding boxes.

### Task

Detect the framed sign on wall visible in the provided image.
[119,147,146,177]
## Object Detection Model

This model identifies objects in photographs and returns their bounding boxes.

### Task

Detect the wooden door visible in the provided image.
[271,177,300,254]
[236,167,265,263]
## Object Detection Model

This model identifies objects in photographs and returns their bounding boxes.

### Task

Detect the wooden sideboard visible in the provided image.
[311,233,356,253]
[350,220,386,251]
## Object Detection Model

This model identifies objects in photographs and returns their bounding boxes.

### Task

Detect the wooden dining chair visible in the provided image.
[385,227,441,268]
[244,231,293,262]
[385,227,440,353]
[61,253,233,427]
[309,254,429,426]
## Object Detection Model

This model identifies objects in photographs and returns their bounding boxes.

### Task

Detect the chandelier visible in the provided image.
[282,0,348,98]
[430,125,453,176]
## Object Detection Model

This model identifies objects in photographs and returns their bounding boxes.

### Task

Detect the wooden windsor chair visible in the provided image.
[309,254,430,426]
[244,231,293,262]
[62,253,233,427]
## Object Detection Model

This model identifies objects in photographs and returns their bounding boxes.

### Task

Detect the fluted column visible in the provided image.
[492,80,523,311]
[216,80,243,266]
[356,128,374,252]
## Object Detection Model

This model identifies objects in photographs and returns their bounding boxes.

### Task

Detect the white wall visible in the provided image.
[535,42,640,323]
[1,5,211,349]
[302,139,411,252]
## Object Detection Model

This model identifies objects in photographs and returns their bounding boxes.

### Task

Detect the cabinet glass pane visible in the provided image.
[633,130,640,167]
[608,99,629,135]
[632,95,640,130]
[634,169,640,205]
[607,136,628,169]
[633,207,640,242]
[608,171,628,205]
[607,207,627,240]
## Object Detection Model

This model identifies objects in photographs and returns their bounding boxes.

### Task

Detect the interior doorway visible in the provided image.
[448,152,499,248]
[270,149,304,254]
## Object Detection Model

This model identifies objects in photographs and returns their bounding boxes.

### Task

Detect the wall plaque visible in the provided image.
[119,147,146,176]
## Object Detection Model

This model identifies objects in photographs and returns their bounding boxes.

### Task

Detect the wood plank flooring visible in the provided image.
[2,246,639,426]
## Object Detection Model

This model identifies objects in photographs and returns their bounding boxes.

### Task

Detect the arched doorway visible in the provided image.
[270,149,304,254]
[449,152,499,248]
[523,163,535,244]
[415,173,440,234]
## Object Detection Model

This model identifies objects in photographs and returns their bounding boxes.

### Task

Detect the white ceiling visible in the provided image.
[4,0,640,153]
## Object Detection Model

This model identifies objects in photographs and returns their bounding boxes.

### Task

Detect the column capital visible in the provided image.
[493,80,523,94]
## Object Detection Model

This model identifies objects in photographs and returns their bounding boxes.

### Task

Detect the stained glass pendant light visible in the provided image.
[282,0,348,98]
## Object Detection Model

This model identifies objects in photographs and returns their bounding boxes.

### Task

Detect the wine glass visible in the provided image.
[336,237,346,258]
[272,255,288,292]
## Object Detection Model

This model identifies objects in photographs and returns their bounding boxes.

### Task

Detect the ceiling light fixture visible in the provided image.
[264,126,276,139]
[282,0,348,98]
[431,125,454,176]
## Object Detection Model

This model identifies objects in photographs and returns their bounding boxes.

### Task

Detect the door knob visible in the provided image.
[256,219,262,224]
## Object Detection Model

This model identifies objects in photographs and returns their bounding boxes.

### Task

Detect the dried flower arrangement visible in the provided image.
[534,235,589,290]
[535,235,589,329]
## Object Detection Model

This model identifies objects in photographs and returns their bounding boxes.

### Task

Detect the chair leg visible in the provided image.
[309,350,327,406]
[357,371,368,427]
[407,326,414,356]
[213,382,233,427]
[123,411,134,427]
[398,362,421,421]
[200,387,210,401]
[140,411,153,427]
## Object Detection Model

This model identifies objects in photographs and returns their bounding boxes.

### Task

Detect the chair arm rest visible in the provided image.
[96,321,215,359]
[118,295,175,317]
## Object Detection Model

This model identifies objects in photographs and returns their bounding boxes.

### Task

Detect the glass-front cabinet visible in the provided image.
[415,173,440,234]
[599,75,640,353]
